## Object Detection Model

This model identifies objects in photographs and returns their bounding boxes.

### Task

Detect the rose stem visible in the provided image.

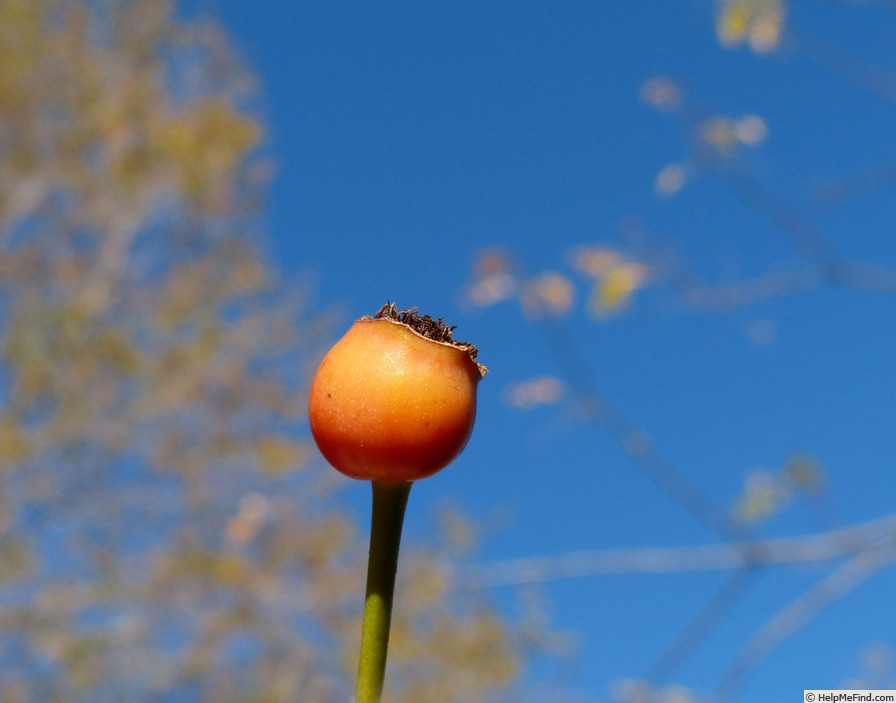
[355,479,412,703]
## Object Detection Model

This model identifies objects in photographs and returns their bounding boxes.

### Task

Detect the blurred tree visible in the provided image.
[0,1,561,700]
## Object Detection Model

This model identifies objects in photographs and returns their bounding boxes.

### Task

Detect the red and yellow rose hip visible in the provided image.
[309,304,486,482]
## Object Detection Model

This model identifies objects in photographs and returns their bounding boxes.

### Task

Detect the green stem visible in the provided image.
[356,480,412,703]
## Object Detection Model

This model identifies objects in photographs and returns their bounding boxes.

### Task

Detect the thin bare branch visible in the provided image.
[711,543,896,702]
[645,568,760,685]
[710,166,842,270]
[457,511,896,588]
[791,27,896,104]
[681,267,824,310]
[813,158,896,209]
[534,315,745,541]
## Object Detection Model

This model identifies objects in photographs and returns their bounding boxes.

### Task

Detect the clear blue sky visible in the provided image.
[198,2,896,700]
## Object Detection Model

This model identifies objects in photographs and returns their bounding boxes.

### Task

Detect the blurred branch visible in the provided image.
[644,568,760,685]
[791,27,896,104]
[809,0,896,9]
[678,164,896,308]
[533,313,744,541]
[679,266,824,309]
[709,166,842,270]
[681,259,896,309]
[813,158,896,209]
[649,66,896,310]
[711,542,896,702]
[456,510,896,588]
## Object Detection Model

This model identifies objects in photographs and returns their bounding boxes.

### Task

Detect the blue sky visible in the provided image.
[198,2,896,700]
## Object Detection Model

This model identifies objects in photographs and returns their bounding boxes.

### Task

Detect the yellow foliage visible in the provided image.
[0,539,31,582]
[255,435,310,476]
[570,245,619,277]
[0,1,567,700]
[733,467,787,523]
[736,481,778,521]
[589,263,649,316]
[503,375,564,410]
[63,635,107,691]
[465,249,516,308]
[523,271,575,318]
[154,99,262,212]
[701,116,738,149]
[734,456,827,524]
[698,114,769,156]
[716,0,784,54]
[639,77,682,111]
[654,163,687,197]
[0,415,29,469]
[163,551,249,586]
[786,455,826,493]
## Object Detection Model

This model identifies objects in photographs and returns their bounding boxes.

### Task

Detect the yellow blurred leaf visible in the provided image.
[785,454,825,493]
[465,249,516,308]
[700,117,738,149]
[523,271,574,318]
[255,435,310,476]
[569,246,618,277]
[502,376,564,410]
[0,414,29,469]
[733,468,791,523]
[716,0,784,53]
[736,114,768,145]
[639,76,682,111]
[717,1,752,47]
[0,539,32,583]
[654,163,687,197]
[589,263,649,316]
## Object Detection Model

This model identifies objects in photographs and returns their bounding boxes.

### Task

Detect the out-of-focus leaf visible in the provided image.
[716,0,784,54]
[589,263,649,316]
[255,436,310,477]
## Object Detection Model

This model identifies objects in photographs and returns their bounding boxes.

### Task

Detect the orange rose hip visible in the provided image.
[308,304,487,482]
